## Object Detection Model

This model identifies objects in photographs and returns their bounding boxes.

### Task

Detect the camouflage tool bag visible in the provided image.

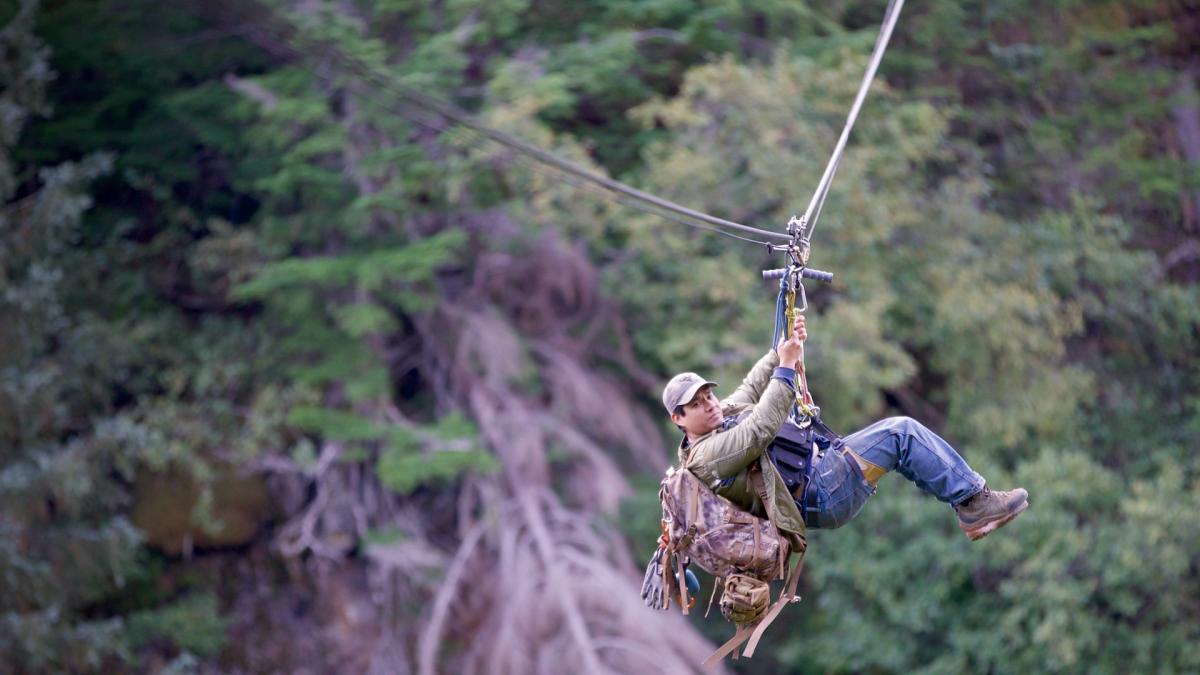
[651,463,806,665]
[719,573,770,624]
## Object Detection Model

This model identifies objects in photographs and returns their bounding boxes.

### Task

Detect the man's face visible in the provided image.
[671,385,722,439]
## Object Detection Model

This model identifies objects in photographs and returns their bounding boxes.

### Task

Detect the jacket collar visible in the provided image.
[678,414,741,461]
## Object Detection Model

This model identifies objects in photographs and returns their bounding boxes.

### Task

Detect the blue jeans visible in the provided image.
[805,416,985,530]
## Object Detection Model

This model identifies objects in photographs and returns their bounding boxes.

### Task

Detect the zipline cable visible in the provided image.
[350,86,778,248]
[793,0,905,246]
[773,0,904,425]
[348,71,780,248]
[227,2,791,245]
[371,91,780,248]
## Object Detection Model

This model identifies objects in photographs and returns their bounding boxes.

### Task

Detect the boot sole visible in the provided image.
[960,499,1029,541]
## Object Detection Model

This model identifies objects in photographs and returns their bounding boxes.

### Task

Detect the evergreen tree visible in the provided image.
[1,3,139,669]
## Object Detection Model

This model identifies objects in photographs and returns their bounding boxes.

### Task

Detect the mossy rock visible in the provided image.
[131,465,272,555]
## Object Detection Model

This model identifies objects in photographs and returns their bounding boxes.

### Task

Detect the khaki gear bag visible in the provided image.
[654,463,806,665]
[720,574,770,624]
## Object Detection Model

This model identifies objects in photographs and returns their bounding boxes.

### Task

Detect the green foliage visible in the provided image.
[232,230,466,300]
[361,526,406,548]
[376,443,500,495]
[0,610,128,674]
[0,6,150,669]
[375,412,500,494]
[287,406,384,442]
[124,593,227,658]
[615,474,669,561]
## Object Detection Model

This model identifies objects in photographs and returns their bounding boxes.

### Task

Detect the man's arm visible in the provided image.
[721,349,780,411]
[722,315,807,411]
[688,326,805,482]
[688,376,795,482]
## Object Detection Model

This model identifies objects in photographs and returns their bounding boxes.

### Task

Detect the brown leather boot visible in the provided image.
[955,486,1029,541]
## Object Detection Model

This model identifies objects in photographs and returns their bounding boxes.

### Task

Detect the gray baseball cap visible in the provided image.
[662,372,718,414]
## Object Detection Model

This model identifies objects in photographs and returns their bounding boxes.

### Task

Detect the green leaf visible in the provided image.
[376,445,499,495]
[286,406,384,441]
[124,593,226,657]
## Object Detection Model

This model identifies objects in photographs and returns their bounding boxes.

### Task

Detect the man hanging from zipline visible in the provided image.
[663,313,1028,542]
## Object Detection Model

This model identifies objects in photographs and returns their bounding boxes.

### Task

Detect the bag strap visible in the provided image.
[700,537,807,666]
[675,553,690,615]
[743,547,805,658]
[747,462,771,512]
[661,550,673,610]
[671,473,702,553]
[701,623,756,667]
[704,576,722,618]
[748,461,790,580]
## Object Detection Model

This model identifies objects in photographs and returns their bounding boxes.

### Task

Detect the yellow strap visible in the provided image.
[784,285,797,342]
[781,282,816,415]
[845,446,887,486]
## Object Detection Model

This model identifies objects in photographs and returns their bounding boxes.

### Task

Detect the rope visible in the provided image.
[796,0,906,245]
[771,0,904,422]
[351,93,780,248]
[227,2,791,245]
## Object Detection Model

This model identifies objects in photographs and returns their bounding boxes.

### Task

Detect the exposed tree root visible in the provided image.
[256,232,721,673]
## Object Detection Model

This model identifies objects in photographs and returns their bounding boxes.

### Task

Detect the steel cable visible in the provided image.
[226,3,791,245]
[797,0,905,244]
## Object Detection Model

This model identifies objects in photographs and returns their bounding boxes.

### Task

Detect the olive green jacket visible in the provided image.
[680,350,806,539]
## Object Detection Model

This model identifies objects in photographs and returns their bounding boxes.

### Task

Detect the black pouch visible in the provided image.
[766,422,815,500]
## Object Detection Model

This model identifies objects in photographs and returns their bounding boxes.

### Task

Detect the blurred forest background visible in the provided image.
[2,0,1199,672]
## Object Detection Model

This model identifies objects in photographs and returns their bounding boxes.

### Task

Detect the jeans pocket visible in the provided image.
[815,451,846,494]
[843,449,877,496]
[813,451,873,529]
